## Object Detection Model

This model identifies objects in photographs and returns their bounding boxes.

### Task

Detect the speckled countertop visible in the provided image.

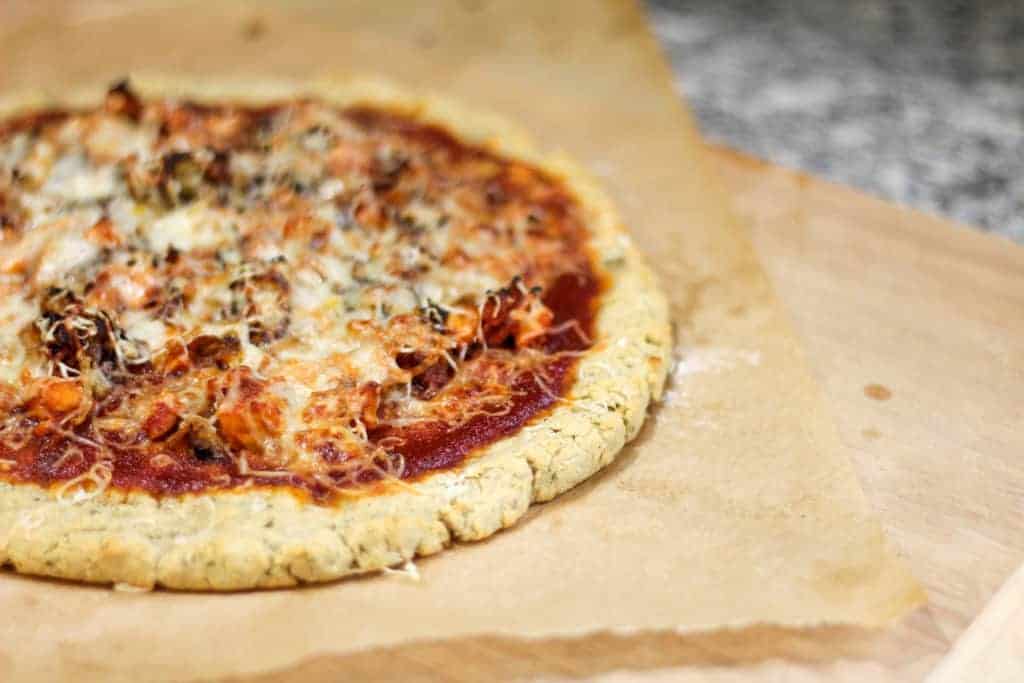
[646,0,1024,241]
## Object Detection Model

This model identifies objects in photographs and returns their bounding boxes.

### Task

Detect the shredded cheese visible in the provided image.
[55,460,113,504]
[0,84,597,494]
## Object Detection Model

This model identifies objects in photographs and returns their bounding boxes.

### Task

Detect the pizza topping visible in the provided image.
[0,82,602,500]
[32,378,86,415]
[105,80,144,122]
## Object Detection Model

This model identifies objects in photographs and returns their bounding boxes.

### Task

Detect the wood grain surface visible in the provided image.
[716,146,1024,681]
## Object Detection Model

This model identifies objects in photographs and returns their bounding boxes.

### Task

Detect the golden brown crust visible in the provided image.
[0,76,672,590]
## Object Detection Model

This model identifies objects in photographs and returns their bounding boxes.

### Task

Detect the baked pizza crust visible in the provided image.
[0,76,671,590]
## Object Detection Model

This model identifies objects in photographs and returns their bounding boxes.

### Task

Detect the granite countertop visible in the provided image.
[646,0,1024,241]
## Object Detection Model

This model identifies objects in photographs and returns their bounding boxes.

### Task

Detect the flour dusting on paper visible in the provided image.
[664,346,763,406]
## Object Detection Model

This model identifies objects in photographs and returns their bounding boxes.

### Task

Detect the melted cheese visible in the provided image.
[0,90,590,488]
[120,311,168,351]
[0,294,37,384]
[33,229,99,286]
[145,205,234,254]
[43,153,119,202]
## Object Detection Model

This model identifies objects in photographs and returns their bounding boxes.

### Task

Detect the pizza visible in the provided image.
[0,78,670,590]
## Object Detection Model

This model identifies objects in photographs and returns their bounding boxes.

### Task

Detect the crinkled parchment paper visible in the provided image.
[0,1,924,680]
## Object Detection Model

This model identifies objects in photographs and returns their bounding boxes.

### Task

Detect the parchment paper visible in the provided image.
[0,1,924,681]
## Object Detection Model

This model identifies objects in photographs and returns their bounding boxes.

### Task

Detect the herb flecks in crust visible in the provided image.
[0,82,600,501]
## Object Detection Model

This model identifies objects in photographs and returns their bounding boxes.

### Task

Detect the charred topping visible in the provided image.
[186,334,241,369]
[184,415,227,461]
[411,359,454,400]
[204,149,232,185]
[231,266,291,345]
[104,80,144,122]
[419,299,450,333]
[36,289,149,379]
[370,152,409,193]
[159,151,203,204]
[154,282,186,320]
[0,190,15,232]
[480,276,526,347]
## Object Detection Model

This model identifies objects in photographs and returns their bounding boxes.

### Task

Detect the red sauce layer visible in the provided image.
[374,270,601,480]
[0,265,601,500]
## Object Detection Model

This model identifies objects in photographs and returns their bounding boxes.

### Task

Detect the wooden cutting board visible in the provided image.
[713,146,1024,681]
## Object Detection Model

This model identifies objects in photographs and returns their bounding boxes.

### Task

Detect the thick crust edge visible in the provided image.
[0,75,672,590]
